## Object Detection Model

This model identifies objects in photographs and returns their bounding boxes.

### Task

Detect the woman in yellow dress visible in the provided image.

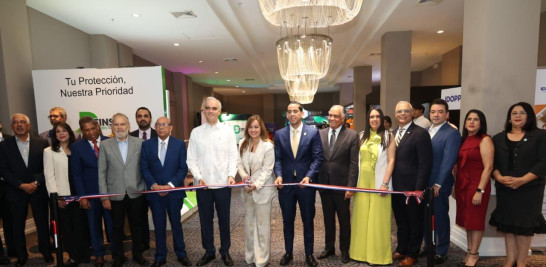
[349,107,396,265]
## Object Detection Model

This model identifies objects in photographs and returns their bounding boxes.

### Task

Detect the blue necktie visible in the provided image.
[160,141,166,166]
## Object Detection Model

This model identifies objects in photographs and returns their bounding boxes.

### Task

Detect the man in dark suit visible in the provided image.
[391,101,432,266]
[129,107,155,250]
[0,113,52,266]
[317,105,358,264]
[274,101,323,267]
[422,99,461,264]
[0,120,14,263]
[70,116,113,267]
[98,113,149,267]
[140,117,191,267]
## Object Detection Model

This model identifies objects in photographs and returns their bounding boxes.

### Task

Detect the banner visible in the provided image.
[535,69,546,129]
[440,87,461,110]
[32,66,167,136]
[219,114,251,144]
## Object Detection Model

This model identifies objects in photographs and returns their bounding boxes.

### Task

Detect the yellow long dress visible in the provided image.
[349,131,392,265]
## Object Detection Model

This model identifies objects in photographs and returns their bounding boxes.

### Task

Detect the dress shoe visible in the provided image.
[43,254,54,263]
[112,256,128,267]
[341,251,350,264]
[133,254,149,266]
[64,258,79,267]
[305,255,318,267]
[399,257,417,266]
[221,254,233,266]
[418,249,433,258]
[15,257,27,266]
[178,256,192,266]
[434,254,448,264]
[151,261,166,267]
[196,253,215,266]
[0,256,9,265]
[279,253,293,265]
[94,256,105,267]
[317,249,335,259]
[392,252,406,260]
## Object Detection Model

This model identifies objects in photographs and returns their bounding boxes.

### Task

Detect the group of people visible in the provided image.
[0,97,544,267]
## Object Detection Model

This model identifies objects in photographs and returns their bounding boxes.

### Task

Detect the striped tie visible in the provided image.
[396,128,404,147]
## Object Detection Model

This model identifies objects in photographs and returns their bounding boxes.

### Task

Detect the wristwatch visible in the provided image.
[476,188,485,193]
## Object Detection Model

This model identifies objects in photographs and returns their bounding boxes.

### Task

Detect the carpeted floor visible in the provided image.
[20,188,546,266]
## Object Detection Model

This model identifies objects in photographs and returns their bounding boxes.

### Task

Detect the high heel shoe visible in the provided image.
[464,252,479,267]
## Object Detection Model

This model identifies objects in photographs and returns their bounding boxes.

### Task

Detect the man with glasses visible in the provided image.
[0,114,52,265]
[140,117,191,267]
[391,101,432,266]
[187,97,238,266]
[40,107,73,145]
[317,105,358,264]
[273,101,323,267]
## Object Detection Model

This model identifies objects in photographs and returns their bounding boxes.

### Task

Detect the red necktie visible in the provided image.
[142,131,147,140]
[92,140,99,158]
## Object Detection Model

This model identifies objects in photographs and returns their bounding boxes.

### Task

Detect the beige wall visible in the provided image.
[441,46,462,84]
[222,94,264,117]
[420,62,443,86]
[338,83,353,106]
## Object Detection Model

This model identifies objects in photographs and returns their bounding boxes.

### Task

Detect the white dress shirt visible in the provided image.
[328,126,340,146]
[187,122,238,189]
[414,115,431,129]
[15,134,30,167]
[157,136,170,159]
[138,128,152,140]
[396,121,413,141]
[87,137,102,149]
[428,121,447,139]
[289,123,303,142]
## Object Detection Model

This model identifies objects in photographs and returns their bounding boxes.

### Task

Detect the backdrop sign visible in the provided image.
[535,69,546,129]
[440,87,461,110]
[219,114,251,144]
[32,66,167,136]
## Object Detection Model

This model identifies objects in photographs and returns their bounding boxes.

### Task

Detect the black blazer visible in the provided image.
[391,123,433,191]
[318,126,359,192]
[492,129,546,189]
[130,128,157,139]
[0,135,49,201]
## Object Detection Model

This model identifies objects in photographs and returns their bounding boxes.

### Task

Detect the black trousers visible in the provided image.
[319,191,351,253]
[392,194,424,258]
[110,195,146,259]
[0,183,14,257]
[196,188,231,256]
[9,194,51,258]
[58,201,91,262]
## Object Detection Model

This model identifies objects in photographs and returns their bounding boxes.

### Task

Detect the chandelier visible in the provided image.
[285,74,318,104]
[276,33,333,81]
[258,0,363,28]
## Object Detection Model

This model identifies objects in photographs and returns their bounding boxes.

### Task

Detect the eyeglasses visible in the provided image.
[48,115,61,119]
[155,123,171,128]
[395,109,412,114]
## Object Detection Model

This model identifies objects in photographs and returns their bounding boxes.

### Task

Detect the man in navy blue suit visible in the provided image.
[70,116,114,267]
[422,99,461,264]
[274,101,323,267]
[140,117,191,267]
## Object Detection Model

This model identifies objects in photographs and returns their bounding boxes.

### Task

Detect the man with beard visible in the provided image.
[129,107,155,250]
[98,113,148,267]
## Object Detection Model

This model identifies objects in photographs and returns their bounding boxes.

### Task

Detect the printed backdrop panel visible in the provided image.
[32,66,167,136]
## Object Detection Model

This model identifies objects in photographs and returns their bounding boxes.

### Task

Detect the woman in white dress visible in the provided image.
[237,115,276,267]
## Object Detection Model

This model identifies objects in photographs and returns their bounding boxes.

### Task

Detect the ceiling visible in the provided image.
[26,0,469,95]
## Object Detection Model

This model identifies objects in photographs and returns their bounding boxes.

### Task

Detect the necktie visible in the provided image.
[142,131,147,140]
[291,129,299,158]
[396,128,404,147]
[160,141,166,166]
[92,140,99,158]
[329,129,336,154]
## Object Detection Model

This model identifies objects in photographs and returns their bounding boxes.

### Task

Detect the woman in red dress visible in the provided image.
[455,109,494,267]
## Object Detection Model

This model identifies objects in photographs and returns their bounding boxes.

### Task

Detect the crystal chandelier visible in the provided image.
[276,33,333,81]
[285,74,318,104]
[259,0,363,28]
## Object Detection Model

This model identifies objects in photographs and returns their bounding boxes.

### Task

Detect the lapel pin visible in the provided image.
[523,138,527,142]
[304,132,307,136]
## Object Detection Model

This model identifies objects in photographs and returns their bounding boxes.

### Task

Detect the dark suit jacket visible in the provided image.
[274,124,323,187]
[428,123,461,189]
[140,136,187,201]
[392,123,433,191]
[70,136,109,196]
[0,135,49,201]
[492,129,546,188]
[318,126,359,193]
[1,133,11,141]
[130,128,157,139]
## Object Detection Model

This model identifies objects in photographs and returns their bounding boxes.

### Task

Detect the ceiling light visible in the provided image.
[197,60,203,63]
[214,71,219,74]
[227,79,231,82]
[173,43,180,46]
[436,30,444,34]
[242,90,246,93]
[132,13,141,18]
[235,86,240,88]
[277,33,332,81]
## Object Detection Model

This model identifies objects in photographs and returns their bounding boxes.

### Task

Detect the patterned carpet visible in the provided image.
[20,188,546,266]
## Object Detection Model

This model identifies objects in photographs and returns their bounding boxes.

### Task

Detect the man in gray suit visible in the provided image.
[98,113,149,267]
[317,105,359,264]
